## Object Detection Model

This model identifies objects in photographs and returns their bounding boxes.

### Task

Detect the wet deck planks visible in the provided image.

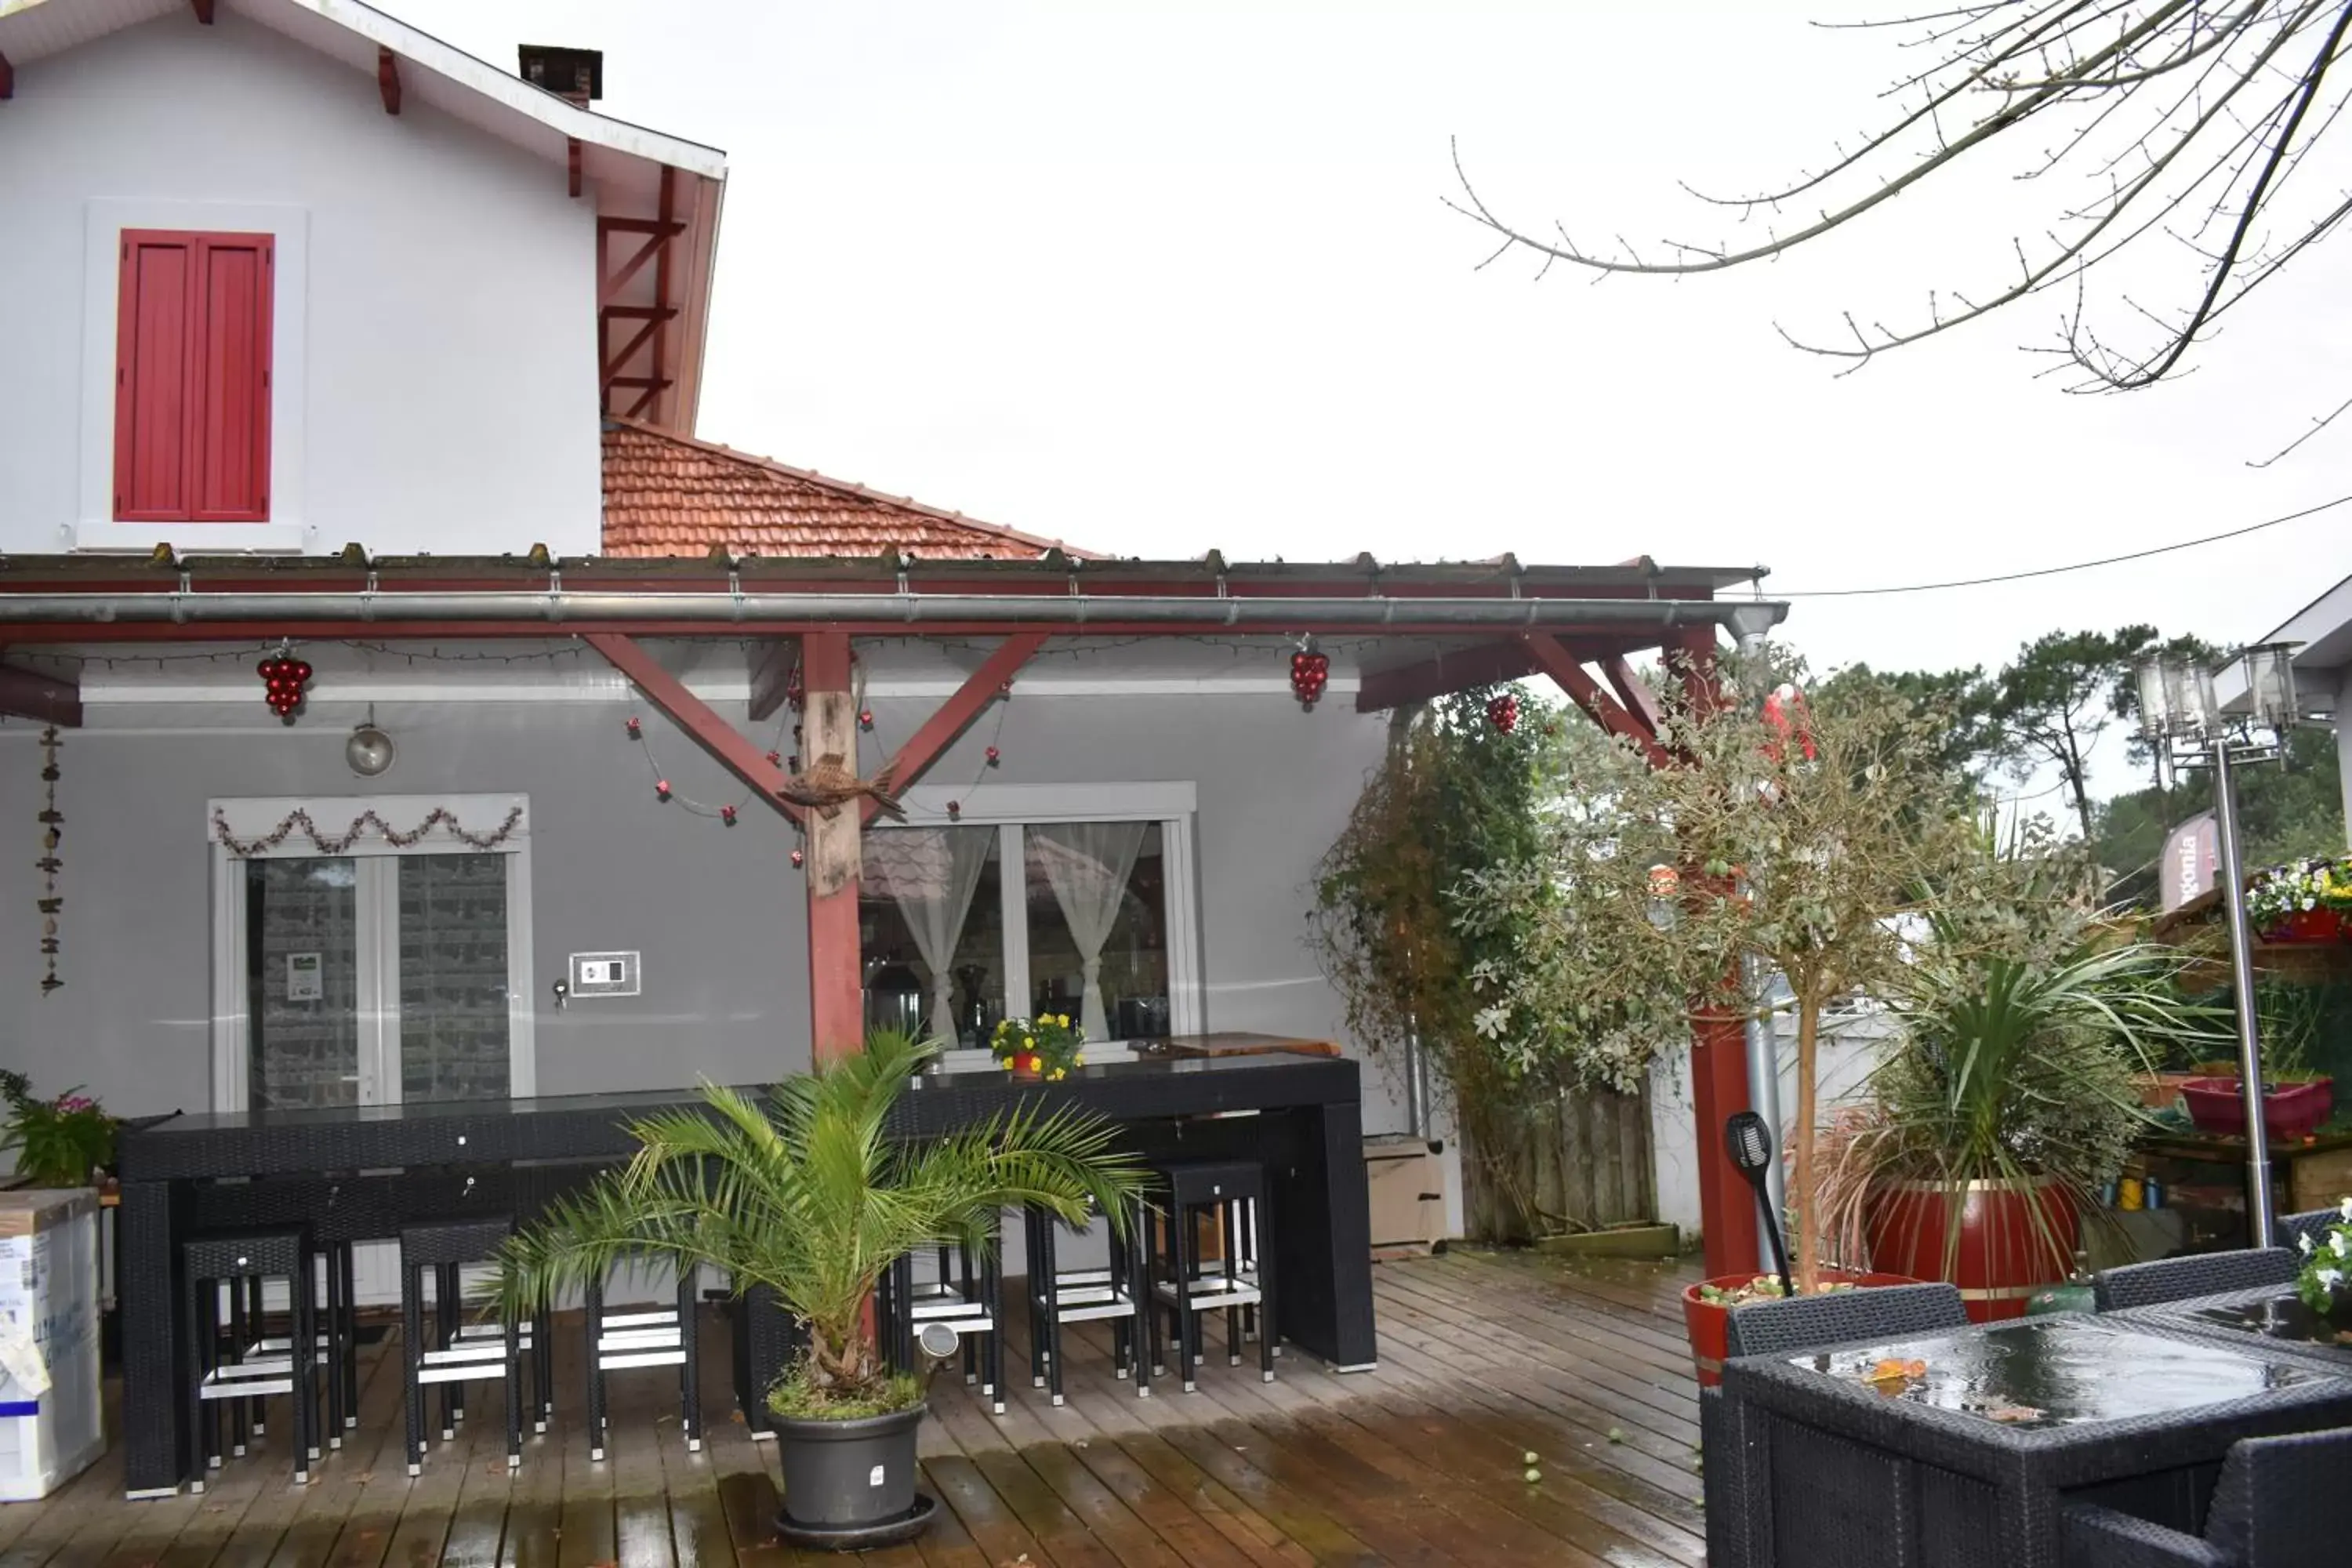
[2,1250,1704,1566]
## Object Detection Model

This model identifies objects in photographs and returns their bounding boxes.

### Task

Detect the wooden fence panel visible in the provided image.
[1459,1082,1655,1243]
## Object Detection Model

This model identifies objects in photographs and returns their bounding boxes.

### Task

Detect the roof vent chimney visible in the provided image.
[517,45,602,107]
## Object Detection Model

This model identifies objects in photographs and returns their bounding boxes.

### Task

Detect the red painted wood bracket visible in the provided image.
[191,0,216,24]
[1353,639,1538,713]
[1516,633,1672,768]
[377,48,401,115]
[1600,652,1663,739]
[581,632,806,826]
[0,664,82,728]
[0,51,13,100]
[860,631,1046,823]
[567,138,582,198]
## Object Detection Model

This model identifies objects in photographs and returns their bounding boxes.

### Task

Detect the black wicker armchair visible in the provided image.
[2060,1425,2351,1567]
[1704,1283,1969,1568]
[2092,1250,2299,1312]
[1725,1283,1969,1358]
[2276,1209,2343,1254]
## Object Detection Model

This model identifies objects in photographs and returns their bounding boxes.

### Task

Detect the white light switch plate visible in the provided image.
[569,951,641,997]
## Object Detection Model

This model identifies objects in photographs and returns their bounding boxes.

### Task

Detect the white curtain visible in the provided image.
[1030,822,1148,1043]
[870,827,994,1040]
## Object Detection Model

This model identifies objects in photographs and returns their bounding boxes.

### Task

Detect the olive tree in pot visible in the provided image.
[495,1030,1145,1550]
[1453,652,2002,1368]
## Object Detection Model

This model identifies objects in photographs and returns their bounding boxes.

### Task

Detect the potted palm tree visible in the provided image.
[1819,931,2224,1320]
[496,1030,1146,1550]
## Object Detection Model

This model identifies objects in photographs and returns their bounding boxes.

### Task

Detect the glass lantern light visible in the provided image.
[2239,642,2300,734]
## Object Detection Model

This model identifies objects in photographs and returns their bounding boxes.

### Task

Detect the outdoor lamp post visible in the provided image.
[2135,643,2301,1248]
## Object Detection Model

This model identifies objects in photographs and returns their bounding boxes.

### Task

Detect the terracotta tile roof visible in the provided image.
[601,418,1094,560]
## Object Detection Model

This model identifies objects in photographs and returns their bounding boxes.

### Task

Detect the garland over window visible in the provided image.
[212,804,525,858]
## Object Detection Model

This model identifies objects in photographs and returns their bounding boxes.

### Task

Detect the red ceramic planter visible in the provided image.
[1865,1179,2078,1323]
[2259,907,2347,944]
[2180,1076,2335,1142]
[1681,1270,1921,1387]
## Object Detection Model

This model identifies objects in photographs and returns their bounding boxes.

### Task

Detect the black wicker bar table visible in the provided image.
[114,1052,1377,1497]
[1714,1312,2352,1568]
[2114,1286,2352,1375]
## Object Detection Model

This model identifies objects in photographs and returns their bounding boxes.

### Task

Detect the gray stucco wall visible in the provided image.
[0,689,1409,1133]
[1,699,806,1116]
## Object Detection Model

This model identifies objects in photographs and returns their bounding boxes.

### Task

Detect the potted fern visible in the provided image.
[496,1030,1145,1549]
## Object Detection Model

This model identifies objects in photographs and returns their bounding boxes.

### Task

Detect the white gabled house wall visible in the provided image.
[0,4,639,557]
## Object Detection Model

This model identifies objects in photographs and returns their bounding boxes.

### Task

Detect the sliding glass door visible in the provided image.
[212,796,535,1302]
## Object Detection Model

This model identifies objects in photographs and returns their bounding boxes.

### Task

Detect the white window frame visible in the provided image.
[206,793,535,1113]
[77,200,312,554]
[886,781,1203,1038]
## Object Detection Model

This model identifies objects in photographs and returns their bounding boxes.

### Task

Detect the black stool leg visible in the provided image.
[959,1241,978,1386]
[1127,1218,1152,1399]
[535,1307,553,1432]
[586,1272,608,1462]
[1145,1202,1167,1381]
[1041,1224,1068,1408]
[1257,1197,1277,1384]
[504,1312,524,1470]
[321,1250,344,1448]
[1109,1229,1131,1380]
[680,1269,703,1453]
[1224,1199,1243,1368]
[1173,1200,1200,1392]
[982,1229,1005,1415]
[226,1277,250,1458]
[402,1262,426,1477]
[340,1243,361,1425]
[292,1258,315,1483]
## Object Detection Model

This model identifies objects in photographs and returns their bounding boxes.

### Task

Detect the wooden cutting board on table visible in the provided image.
[1139,1032,1340,1058]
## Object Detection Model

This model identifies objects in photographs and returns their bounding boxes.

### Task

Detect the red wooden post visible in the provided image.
[802,630,863,1063]
[1673,628,1759,1279]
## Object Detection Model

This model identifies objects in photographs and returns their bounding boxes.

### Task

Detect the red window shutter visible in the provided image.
[112,229,274,524]
[113,234,194,521]
[188,236,272,521]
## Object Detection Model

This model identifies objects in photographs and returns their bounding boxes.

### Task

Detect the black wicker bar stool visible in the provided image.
[584,1265,702,1461]
[1144,1160,1275,1393]
[1023,1201,1144,1406]
[182,1229,319,1490]
[880,1225,1006,1413]
[398,1216,527,1475]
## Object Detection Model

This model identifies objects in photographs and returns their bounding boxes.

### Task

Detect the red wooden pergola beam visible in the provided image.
[1516,633,1672,768]
[601,318,662,388]
[1601,653,1663,738]
[1354,641,1538,713]
[0,664,81,727]
[580,633,804,826]
[860,632,1046,823]
[0,617,1730,645]
[377,47,401,114]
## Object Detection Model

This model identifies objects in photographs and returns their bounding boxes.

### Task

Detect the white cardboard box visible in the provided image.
[0,1189,103,1502]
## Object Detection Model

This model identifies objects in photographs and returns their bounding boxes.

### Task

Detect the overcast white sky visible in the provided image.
[402,1,2347,792]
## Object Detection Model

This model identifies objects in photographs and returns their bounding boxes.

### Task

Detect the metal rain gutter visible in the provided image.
[0,589,1791,632]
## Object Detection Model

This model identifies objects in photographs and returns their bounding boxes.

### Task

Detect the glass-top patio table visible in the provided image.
[2117,1285,2352,1374]
[1713,1313,2352,1568]
[112,1050,1377,1497]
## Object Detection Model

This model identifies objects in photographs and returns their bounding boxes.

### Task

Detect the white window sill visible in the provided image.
[71,521,315,554]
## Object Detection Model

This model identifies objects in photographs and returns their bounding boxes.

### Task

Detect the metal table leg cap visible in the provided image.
[295,1470,309,1485]
[1262,1371,1276,1383]
[232,1445,245,1457]
[1051,1395,1065,1407]
[407,1463,421,1478]
[590,1447,605,1462]
[508,1454,521,1470]
[1183,1381,1196,1393]
[688,1439,702,1453]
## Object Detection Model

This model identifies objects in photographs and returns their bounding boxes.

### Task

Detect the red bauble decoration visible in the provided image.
[765,749,782,767]
[1289,649,1330,709]
[785,665,805,712]
[720,805,738,826]
[985,746,1001,766]
[946,800,962,820]
[789,847,805,869]
[626,716,643,739]
[1762,683,1817,763]
[1487,693,1519,735]
[858,709,875,731]
[256,650,313,723]
[655,779,671,800]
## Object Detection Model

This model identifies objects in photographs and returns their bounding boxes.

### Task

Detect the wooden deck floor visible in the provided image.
[0,1250,1708,1567]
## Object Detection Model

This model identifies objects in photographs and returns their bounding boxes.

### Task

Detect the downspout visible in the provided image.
[1729,610,1788,1274]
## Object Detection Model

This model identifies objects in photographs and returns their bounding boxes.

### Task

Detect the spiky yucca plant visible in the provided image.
[495,1030,1146,1416]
